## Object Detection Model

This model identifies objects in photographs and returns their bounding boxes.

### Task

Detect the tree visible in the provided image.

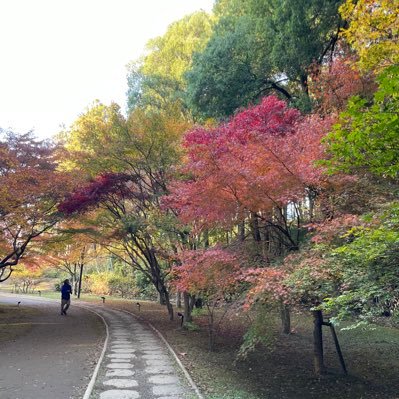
[108,266,137,298]
[339,0,399,72]
[11,263,43,294]
[0,131,72,282]
[309,56,376,114]
[322,203,399,323]
[165,96,338,338]
[59,103,193,320]
[173,247,242,350]
[325,65,399,178]
[59,101,128,177]
[186,15,279,118]
[186,0,345,118]
[167,96,333,246]
[126,11,213,115]
[59,172,177,317]
[41,228,98,297]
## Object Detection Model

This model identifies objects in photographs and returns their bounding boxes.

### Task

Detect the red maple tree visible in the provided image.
[166,96,333,243]
[0,131,74,281]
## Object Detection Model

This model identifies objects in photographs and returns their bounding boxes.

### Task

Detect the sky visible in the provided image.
[0,0,214,138]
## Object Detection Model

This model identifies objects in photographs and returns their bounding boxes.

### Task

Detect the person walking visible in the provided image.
[61,279,72,315]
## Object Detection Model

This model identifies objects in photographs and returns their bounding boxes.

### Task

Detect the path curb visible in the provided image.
[79,305,109,399]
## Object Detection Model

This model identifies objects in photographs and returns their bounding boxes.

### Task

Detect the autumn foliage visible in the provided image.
[309,56,376,114]
[0,132,74,281]
[166,96,333,229]
[2,0,397,383]
[58,173,131,215]
[173,248,241,300]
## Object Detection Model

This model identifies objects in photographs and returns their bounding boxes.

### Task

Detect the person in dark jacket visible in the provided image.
[60,279,72,315]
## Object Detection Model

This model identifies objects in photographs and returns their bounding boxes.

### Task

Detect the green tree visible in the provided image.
[324,203,399,323]
[186,0,345,118]
[326,65,399,178]
[60,101,128,176]
[127,11,213,115]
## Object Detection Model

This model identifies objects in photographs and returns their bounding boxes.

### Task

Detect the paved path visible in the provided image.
[84,305,197,399]
[0,293,104,399]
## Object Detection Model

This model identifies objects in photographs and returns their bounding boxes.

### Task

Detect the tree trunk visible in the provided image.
[250,212,261,242]
[154,276,173,320]
[77,263,83,299]
[308,189,317,221]
[158,291,166,305]
[71,263,77,295]
[207,306,215,351]
[176,291,182,308]
[280,302,291,334]
[300,73,309,95]
[183,292,192,322]
[312,310,325,375]
[163,288,174,321]
[203,229,209,248]
[239,221,245,242]
[189,294,196,312]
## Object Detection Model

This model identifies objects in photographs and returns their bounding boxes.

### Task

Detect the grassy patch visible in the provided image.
[0,304,41,342]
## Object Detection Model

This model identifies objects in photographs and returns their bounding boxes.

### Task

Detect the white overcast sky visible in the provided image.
[0,0,214,138]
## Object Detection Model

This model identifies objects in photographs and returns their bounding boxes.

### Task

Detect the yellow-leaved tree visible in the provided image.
[340,0,399,72]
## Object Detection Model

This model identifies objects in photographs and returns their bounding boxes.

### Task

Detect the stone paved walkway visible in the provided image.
[87,306,197,399]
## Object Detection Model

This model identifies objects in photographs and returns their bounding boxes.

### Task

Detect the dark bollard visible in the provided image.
[136,302,141,311]
[101,296,105,303]
[177,312,184,327]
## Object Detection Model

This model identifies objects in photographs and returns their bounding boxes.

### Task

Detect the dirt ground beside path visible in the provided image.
[0,294,105,399]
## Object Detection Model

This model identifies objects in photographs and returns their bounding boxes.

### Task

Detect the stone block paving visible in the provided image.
[89,308,196,399]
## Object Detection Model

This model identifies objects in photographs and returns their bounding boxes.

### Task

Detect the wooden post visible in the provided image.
[183,292,192,322]
[280,302,291,334]
[312,310,325,375]
[330,323,347,374]
[323,320,348,375]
